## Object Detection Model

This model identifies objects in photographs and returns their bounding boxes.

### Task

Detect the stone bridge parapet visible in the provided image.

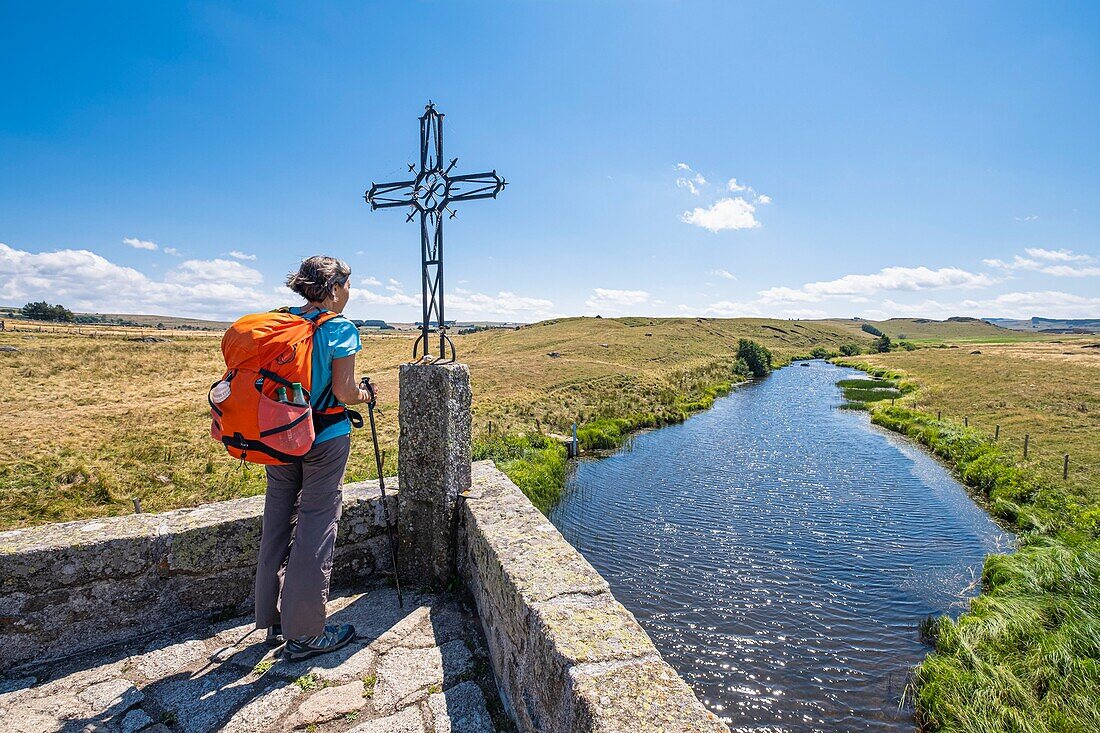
[0,482,394,673]
[459,461,727,732]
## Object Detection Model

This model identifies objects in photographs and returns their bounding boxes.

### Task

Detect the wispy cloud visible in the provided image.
[585,288,651,314]
[450,288,555,318]
[123,237,157,251]
[227,250,256,261]
[1015,215,1039,222]
[759,265,996,303]
[351,288,418,307]
[1024,247,1091,263]
[674,163,707,195]
[163,247,180,256]
[984,248,1099,276]
[709,269,736,280]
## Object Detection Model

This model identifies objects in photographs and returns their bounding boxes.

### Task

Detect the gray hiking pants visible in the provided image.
[254,434,350,639]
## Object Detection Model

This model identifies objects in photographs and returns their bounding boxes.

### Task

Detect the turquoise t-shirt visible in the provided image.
[290,307,362,445]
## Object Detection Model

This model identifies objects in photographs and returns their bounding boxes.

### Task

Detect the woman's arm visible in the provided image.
[331,354,373,405]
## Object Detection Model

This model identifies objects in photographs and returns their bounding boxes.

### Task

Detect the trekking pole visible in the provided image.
[361,377,403,608]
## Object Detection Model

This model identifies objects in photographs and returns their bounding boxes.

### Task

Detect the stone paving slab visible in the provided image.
[0,582,502,733]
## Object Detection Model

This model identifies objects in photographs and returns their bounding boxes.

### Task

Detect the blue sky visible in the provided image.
[2,2,1099,322]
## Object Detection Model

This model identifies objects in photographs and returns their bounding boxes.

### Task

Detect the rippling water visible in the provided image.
[549,361,1013,732]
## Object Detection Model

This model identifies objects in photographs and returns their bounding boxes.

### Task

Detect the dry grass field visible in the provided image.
[0,315,880,529]
[847,339,1100,508]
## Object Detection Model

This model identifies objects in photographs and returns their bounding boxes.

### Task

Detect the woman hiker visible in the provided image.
[253,255,377,661]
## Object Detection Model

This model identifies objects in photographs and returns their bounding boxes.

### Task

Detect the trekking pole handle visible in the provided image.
[359,376,377,405]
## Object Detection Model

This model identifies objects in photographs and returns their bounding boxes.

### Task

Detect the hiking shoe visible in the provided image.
[281,624,355,661]
[265,624,284,646]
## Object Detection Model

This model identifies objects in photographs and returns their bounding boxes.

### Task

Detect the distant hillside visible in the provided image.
[0,306,230,331]
[985,317,1100,334]
[816,316,1022,342]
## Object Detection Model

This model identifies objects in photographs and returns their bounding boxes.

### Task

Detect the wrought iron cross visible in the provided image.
[364,102,506,362]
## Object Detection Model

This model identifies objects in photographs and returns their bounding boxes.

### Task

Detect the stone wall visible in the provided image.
[0,481,395,673]
[460,461,728,733]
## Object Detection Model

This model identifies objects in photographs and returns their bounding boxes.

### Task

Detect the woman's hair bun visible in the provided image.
[286,256,351,303]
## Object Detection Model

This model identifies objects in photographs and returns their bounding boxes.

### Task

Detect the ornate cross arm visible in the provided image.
[364,179,417,210]
[444,171,506,208]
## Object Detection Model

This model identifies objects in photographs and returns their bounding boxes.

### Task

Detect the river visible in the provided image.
[548,360,1013,732]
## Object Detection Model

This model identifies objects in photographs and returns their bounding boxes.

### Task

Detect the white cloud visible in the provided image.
[780,308,828,319]
[1024,247,1092,262]
[758,266,995,303]
[360,275,382,286]
[227,250,257,261]
[727,178,746,192]
[123,237,157,251]
[162,247,180,256]
[969,290,1100,317]
[0,242,272,319]
[675,162,692,171]
[756,194,772,205]
[709,269,736,280]
[698,300,763,317]
[676,177,701,195]
[681,197,761,232]
[585,288,651,314]
[449,288,555,318]
[1036,265,1100,277]
[1015,215,1039,222]
[985,248,1098,276]
[350,287,418,307]
[388,278,401,287]
[167,258,263,286]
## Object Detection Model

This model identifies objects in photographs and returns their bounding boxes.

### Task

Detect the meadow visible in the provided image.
[0,315,874,528]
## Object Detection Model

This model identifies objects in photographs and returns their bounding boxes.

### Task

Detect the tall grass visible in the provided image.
[472,433,567,513]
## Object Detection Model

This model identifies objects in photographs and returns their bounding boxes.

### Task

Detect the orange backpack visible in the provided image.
[209,308,356,464]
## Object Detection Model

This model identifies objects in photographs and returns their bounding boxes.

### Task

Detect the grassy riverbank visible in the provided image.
[837,341,1100,732]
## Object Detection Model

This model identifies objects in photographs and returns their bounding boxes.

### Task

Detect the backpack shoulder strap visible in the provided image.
[312,311,343,328]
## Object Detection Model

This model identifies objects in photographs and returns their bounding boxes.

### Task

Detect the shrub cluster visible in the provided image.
[21,301,75,322]
[736,338,773,377]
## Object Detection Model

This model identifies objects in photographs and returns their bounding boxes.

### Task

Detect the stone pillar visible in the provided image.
[397,361,472,587]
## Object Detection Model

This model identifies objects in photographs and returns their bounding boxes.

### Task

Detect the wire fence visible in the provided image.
[925,408,1100,493]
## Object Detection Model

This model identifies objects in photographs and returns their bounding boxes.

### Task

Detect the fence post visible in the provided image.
[1024,434,1029,459]
[995,424,1000,440]
[1064,454,1070,480]
[937,410,941,421]
[964,416,968,427]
